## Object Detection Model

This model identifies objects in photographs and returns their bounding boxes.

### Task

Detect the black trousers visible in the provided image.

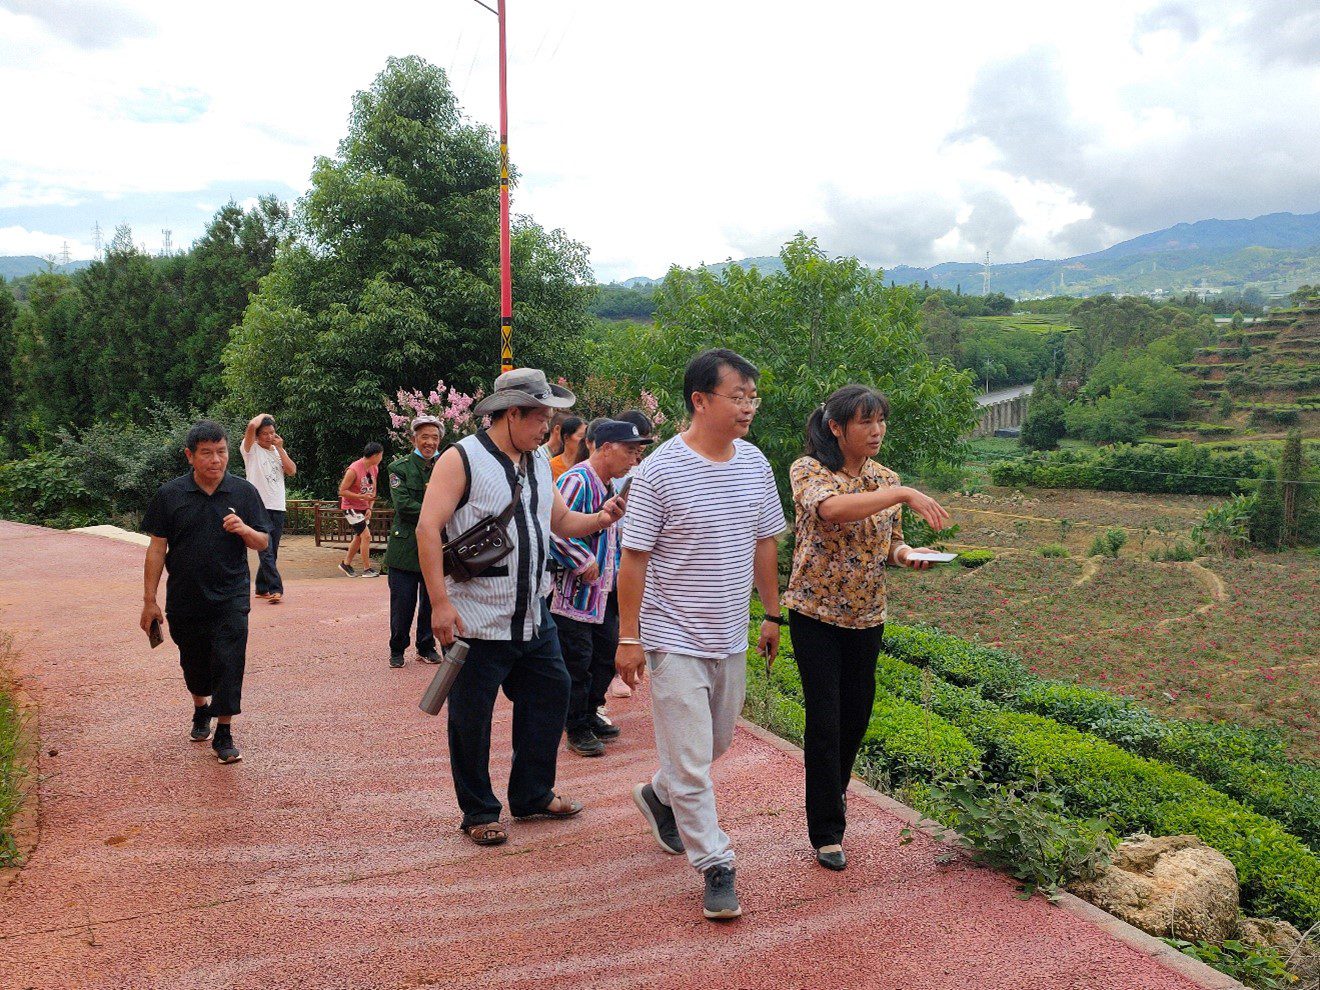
[788,609,884,849]
[255,509,285,596]
[167,602,250,717]
[555,591,619,733]
[446,603,571,828]
[388,568,434,656]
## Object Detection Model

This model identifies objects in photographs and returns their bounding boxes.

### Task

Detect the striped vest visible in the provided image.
[445,431,554,641]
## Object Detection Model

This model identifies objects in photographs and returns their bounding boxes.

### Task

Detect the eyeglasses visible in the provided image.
[704,391,762,410]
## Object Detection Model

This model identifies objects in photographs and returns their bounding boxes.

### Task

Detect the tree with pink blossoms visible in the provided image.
[384,381,486,450]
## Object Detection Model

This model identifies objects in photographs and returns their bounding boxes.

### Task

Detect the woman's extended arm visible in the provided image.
[817,486,949,530]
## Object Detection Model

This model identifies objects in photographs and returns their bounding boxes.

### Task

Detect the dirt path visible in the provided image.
[0,522,1222,990]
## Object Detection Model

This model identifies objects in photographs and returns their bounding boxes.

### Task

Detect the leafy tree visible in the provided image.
[919,295,962,365]
[589,234,979,504]
[1216,389,1234,419]
[1065,386,1145,444]
[0,282,16,453]
[223,56,594,483]
[1020,390,1067,450]
[10,272,86,446]
[173,198,290,408]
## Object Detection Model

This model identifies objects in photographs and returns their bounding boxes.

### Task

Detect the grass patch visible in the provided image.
[0,640,32,866]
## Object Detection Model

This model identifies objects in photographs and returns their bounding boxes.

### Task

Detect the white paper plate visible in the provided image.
[906,551,959,563]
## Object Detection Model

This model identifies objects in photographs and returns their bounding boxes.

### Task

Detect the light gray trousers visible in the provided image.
[647,649,747,873]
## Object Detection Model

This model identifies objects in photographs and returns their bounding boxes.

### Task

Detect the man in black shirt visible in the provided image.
[140,420,270,763]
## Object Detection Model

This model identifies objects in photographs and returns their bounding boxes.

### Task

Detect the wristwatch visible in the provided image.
[761,613,786,626]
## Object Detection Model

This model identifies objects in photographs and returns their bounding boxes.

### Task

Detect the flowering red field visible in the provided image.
[887,553,1320,759]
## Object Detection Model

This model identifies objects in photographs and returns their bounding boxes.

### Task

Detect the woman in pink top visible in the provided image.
[337,442,384,577]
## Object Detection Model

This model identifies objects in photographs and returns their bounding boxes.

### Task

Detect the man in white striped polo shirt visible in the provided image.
[616,349,786,921]
[415,368,626,848]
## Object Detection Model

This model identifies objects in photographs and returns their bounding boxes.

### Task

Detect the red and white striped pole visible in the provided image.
[497,0,513,373]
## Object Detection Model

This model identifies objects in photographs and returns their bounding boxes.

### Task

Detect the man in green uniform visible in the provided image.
[384,416,443,668]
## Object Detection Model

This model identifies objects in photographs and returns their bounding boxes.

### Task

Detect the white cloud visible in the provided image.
[0,225,94,258]
[1,0,1317,281]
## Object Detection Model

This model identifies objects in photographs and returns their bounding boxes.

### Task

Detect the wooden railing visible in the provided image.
[312,503,394,547]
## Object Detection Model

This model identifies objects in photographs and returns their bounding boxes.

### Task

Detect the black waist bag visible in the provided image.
[442,459,524,583]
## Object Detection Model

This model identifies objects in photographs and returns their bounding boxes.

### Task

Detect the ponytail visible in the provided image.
[803,384,891,472]
[804,406,844,472]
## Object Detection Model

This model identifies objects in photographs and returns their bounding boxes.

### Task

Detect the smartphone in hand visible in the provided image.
[617,476,633,499]
[147,618,164,649]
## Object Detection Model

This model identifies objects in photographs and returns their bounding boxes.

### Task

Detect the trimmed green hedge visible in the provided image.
[873,651,1320,926]
[884,626,1319,846]
[988,442,1266,495]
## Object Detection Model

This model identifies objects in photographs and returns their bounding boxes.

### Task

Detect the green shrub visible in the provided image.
[861,693,983,783]
[926,775,1115,902]
[0,451,106,528]
[958,549,995,568]
[1088,528,1127,557]
[1037,542,1070,558]
[1150,540,1196,562]
[1162,939,1295,990]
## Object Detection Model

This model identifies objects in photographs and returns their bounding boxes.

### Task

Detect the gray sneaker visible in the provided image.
[632,782,684,854]
[702,865,741,920]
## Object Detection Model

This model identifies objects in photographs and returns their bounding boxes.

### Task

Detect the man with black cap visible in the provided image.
[550,419,652,757]
[415,368,626,847]
[383,415,443,668]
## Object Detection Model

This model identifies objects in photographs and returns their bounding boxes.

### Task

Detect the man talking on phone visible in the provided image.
[549,419,652,757]
[140,420,269,764]
[616,349,785,921]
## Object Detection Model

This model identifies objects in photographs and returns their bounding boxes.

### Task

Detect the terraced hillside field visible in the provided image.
[886,552,1319,759]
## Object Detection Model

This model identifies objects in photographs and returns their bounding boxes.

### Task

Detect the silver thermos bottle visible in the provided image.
[418,640,470,715]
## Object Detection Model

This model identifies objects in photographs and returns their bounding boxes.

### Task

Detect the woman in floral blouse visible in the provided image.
[782,384,951,871]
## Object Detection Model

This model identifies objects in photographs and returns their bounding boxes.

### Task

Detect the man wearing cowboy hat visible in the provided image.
[415,368,627,847]
[383,415,444,669]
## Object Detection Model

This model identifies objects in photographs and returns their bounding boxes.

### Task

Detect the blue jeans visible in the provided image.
[446,603,570,827]
[388,568,435,657]
[255,509,284,596]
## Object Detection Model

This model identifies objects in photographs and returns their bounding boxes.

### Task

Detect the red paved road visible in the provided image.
[0,522,1217,989]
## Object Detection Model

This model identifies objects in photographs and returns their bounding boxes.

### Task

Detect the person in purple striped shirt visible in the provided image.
[549,419,653,757]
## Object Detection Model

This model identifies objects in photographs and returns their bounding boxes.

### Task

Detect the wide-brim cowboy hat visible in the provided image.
[472,368,576,416]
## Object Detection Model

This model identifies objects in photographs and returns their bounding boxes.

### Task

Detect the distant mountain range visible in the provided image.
[0,256,93,280]
[621,210,1320,299]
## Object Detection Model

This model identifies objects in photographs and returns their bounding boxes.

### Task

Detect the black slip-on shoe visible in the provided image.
[815,846,847,871]
[418,648,443,665]
[589,713,621,740]
[389,654,405,669]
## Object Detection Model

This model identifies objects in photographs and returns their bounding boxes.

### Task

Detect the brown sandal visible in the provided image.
[514,794,583,820]
[463,822,508,846]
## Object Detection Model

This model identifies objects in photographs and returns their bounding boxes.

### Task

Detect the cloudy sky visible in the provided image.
[2,0,1318,282]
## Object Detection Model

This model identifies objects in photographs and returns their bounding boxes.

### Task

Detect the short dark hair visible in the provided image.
[257,416,276,433]
[616,409,654,437]
[804,384,890,472]
[186,420,227,452]
[363,441,384,458]
[683,348,759,414]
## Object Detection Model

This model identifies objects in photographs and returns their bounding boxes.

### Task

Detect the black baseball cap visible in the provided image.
[592,419,654,446]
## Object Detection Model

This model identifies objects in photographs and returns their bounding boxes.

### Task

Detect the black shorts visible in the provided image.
[345,510,368,534]
[167,603,249,717]
[348,519,367,535]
